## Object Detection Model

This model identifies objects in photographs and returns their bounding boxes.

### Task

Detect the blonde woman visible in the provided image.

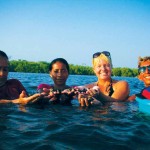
[78,51,130,106]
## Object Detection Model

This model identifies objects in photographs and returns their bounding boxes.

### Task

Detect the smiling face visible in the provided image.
[138,60,150,87]
[50,61,69,88]
[93,58,112,80]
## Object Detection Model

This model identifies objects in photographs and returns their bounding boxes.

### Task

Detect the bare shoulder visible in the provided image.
[113,80,129,89]
[112,80,130,100]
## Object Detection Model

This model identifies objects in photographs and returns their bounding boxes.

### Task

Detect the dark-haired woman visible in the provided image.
[0,50,40,104]
[37,58,75,105]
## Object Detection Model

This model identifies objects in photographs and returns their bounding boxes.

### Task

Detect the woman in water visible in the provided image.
[78,51,130,106]
[0,50,40,105]
[37,58,75,105]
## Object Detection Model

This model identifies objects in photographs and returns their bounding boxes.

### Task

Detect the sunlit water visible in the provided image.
[0,73,150,150]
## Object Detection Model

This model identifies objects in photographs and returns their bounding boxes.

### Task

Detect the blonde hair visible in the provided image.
[138,56,150,68]
[92,53,113,68]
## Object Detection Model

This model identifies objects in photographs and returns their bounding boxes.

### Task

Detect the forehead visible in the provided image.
[52,62,67,69]
[140,60,150,67]
[0,56,9,66]
[94,58,110,65]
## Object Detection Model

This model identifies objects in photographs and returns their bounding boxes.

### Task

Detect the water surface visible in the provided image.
[0,73,150,150]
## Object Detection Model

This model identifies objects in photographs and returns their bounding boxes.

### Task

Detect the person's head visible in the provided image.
[49,58,69,87]
[0,50,9,86]
[138,56,150,87]
[92,51,112,80]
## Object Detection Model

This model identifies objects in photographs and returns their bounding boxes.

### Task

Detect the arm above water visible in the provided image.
[94,81,130,102]
[127,95,136,102]
[78,81,130,107]
[0,91,41,105]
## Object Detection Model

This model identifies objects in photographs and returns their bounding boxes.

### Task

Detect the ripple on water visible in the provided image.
[1,74,150,150]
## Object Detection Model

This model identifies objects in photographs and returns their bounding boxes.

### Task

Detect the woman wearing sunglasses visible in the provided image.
[78,51,130,107]
[128,56,150,101]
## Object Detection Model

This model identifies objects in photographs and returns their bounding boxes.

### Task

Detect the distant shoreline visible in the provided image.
[9,60,138,77]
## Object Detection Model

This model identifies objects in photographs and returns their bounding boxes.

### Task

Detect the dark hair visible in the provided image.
[138,56,150,68]
[0,50,8,59]
[49,58,69,73]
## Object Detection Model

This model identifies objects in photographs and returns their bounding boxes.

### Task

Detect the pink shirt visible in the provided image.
[0,79,27,100]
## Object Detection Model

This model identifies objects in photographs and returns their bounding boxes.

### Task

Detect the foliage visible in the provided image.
[9,60,138,77]
[9,60,49,73]
[112,67,138,77]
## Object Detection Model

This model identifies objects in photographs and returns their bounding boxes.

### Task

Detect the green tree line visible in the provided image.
[9,60,138,77]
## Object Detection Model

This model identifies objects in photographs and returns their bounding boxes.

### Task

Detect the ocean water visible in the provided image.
[0,72,150,150]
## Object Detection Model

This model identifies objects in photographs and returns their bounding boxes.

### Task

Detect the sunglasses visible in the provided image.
[138,65,150,73]
[93,51,111,58]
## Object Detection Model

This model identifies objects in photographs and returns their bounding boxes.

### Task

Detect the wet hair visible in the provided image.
[138,56,150,68]
[49,58,69,73]
[0,50,8,59]
[92,53,113,68]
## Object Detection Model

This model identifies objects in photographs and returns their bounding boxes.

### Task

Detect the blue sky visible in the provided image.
[0,0,150,68]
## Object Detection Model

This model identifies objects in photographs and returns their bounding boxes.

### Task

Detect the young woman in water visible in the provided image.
[0,50,40,104]
[78,51,130,106]
[37,58,75,105]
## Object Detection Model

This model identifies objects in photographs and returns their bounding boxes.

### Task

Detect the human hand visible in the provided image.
[38,87,52,95]
[74,86,87,93]
[86,86,100,98]
[61,88,76,96]
[77,86,102,107]
[78,93,91,107]
[37,87,58,100]
[12,91,41,105]
[127,95,136,102]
